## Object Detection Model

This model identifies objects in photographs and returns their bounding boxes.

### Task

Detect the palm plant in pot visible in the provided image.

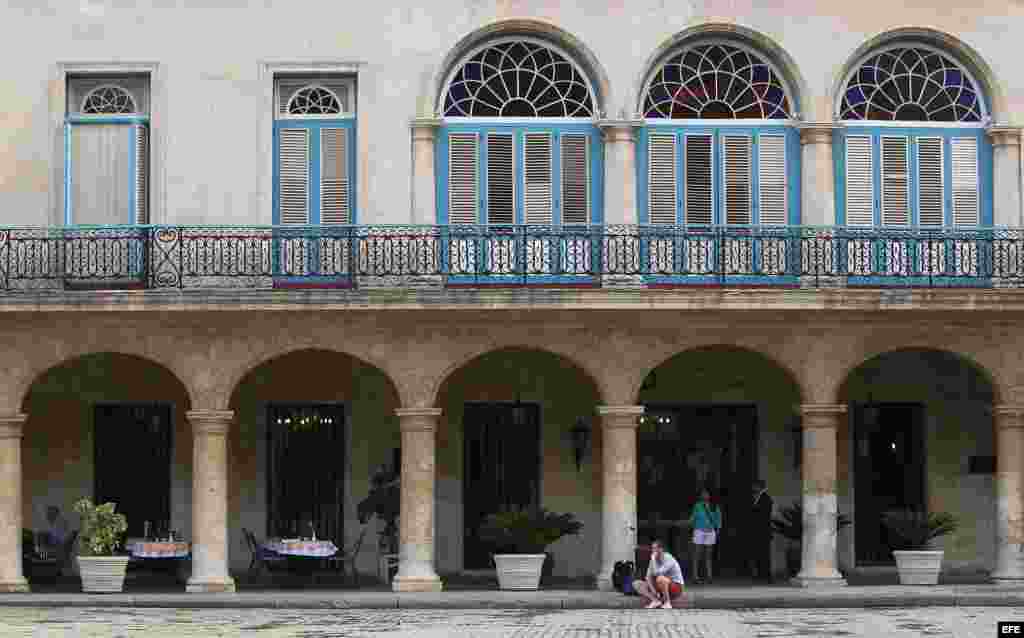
[772,502,852,576]
[73,498,129,593]
[478,507,582,590]
[881,509,958,585]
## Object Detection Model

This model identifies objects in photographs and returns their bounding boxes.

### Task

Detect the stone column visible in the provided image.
[988,127,1023,228]
[598,120,642,287]
[596,404,644,591]
[992,405,1024,583]
[392,407,443,592]
[186,410,235,593]
[793,404,847,587]
[0,414,29,592]
[411,118,441,226]
[798,124,841,227]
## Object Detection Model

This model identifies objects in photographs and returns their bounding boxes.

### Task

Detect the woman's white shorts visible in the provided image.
[693,529,717,545]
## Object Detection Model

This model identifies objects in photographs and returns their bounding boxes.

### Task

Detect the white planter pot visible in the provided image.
[893,550,944,585]
[493,554,546,591]
[77,556,130,593]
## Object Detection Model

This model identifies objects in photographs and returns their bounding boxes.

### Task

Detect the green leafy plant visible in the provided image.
[881,509,959,551]
[73,498,127,557]
[478,507,583,554]
[772,502,852,541]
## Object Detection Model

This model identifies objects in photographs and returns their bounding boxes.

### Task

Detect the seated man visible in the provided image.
[632,539,685,609]
[40,506,70,560]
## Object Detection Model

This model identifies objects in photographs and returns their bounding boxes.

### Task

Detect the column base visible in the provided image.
[790,574,847,588]
[392,575,443,592]
[0,578,29,593]
[185,577,236,593]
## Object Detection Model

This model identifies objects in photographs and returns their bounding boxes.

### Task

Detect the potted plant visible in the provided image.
[478,507,583,590]
[881,509,958,585]
[73,498,129,593]
[772,502,852,576]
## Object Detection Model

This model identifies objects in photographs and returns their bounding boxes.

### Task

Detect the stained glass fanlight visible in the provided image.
[839,45,984,122]
[642,42,793,119]
[442,38,595,117]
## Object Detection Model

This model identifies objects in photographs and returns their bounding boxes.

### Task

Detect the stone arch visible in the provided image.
[834,346,1003,405]
[428,343,609,408]
[631,343,807,405]
[634,22,809,120]
[831,26,1005,123]
[430,17,613,118]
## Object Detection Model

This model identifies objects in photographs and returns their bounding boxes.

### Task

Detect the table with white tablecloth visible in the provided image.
[262,539,338,558]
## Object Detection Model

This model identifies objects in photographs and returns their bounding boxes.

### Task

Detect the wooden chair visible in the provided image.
[243,528,286,573]
[329,526,369,586]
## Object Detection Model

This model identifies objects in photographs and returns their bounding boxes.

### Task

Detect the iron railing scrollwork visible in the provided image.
[0,224,1020,291]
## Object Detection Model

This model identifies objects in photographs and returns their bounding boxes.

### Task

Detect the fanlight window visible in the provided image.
[840,46,983,122]
[81,85,137,115]
[443,39,594,117]
[286,85,342,115]
[643,43,792,119]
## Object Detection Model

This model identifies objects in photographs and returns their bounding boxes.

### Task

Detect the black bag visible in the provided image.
[612,560,636,594]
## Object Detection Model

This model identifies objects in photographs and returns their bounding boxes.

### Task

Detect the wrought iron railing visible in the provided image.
[0,224,1021,291]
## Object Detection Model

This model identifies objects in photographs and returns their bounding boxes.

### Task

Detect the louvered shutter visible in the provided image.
[916,137,943,227]
[69,124,135,225]
[951,137,979,226]
[881,136,909,226]
[523,133,552,224]
[757,135,786,225]
[486,133,515,225]
[648,134,678,225]
[723,135,752,225]
[845,136,874,227]
[320,128,350,224]
[447,133,479,225]
[684,135,713,224]
[278,128,310,225]
[560,134,589,225]
[134,124,149,224]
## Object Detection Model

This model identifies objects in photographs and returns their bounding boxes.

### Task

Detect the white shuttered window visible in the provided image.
[951,137,980,226]
[757,135,787,225]
[722,135,752,225]
[685,135,714,224]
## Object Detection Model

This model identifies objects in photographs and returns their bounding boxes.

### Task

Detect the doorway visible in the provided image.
[462,402,541,569]
[637,404,759,575]
[853,402,926,564]
[93,403,173,537]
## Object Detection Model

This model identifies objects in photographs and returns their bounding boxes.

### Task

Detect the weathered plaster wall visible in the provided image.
[1,1,1022,225]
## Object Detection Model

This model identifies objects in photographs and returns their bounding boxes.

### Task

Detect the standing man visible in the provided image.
[750,479,774,582]
[632,540,685,609]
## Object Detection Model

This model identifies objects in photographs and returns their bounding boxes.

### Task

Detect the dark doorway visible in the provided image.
[637,404,759,575]
[93,404,173,537]
[266,404,346,544]
[462,402,541,569]
[854,402,926,564]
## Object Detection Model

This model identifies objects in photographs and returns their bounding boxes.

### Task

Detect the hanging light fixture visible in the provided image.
[569,417,592,472]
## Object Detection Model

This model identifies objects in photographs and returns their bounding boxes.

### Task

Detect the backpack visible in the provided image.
[612,560,636,594]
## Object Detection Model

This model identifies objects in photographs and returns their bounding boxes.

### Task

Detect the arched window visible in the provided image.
[639,41,800,234]
[438,37,601,234]
[836,44,991,231]
[273,77,355,228]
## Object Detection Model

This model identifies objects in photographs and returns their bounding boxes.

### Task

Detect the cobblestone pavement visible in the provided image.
[2,606,1022,637]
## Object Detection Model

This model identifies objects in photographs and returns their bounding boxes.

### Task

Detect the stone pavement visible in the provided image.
[4,583,1024,610]
[1,606,1023,637]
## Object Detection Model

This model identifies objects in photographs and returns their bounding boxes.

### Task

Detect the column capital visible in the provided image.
[988,126,1022,147]
[396,407,442,431]
[186,409,233,435]
[798,123,842,146]
[0,413,27,439]
[994,404,1024,426]
[597,404,644,427]
[410,117,442,140]
[596,119,643,143]
[799,403,847,426]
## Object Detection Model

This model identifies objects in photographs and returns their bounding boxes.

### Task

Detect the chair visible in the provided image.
[329,526,369,586]
[378,552,400,585]
[243,528,286,573]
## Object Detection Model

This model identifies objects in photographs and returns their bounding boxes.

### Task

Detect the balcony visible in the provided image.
[0,224,1022,292]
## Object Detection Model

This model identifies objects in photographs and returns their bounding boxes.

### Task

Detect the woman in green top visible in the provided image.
[688,489,722,584]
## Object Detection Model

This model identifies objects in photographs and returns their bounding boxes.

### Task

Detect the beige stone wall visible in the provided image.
[20,353,192,539]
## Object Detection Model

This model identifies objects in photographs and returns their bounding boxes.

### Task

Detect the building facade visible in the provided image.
[2,0,1024,594]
